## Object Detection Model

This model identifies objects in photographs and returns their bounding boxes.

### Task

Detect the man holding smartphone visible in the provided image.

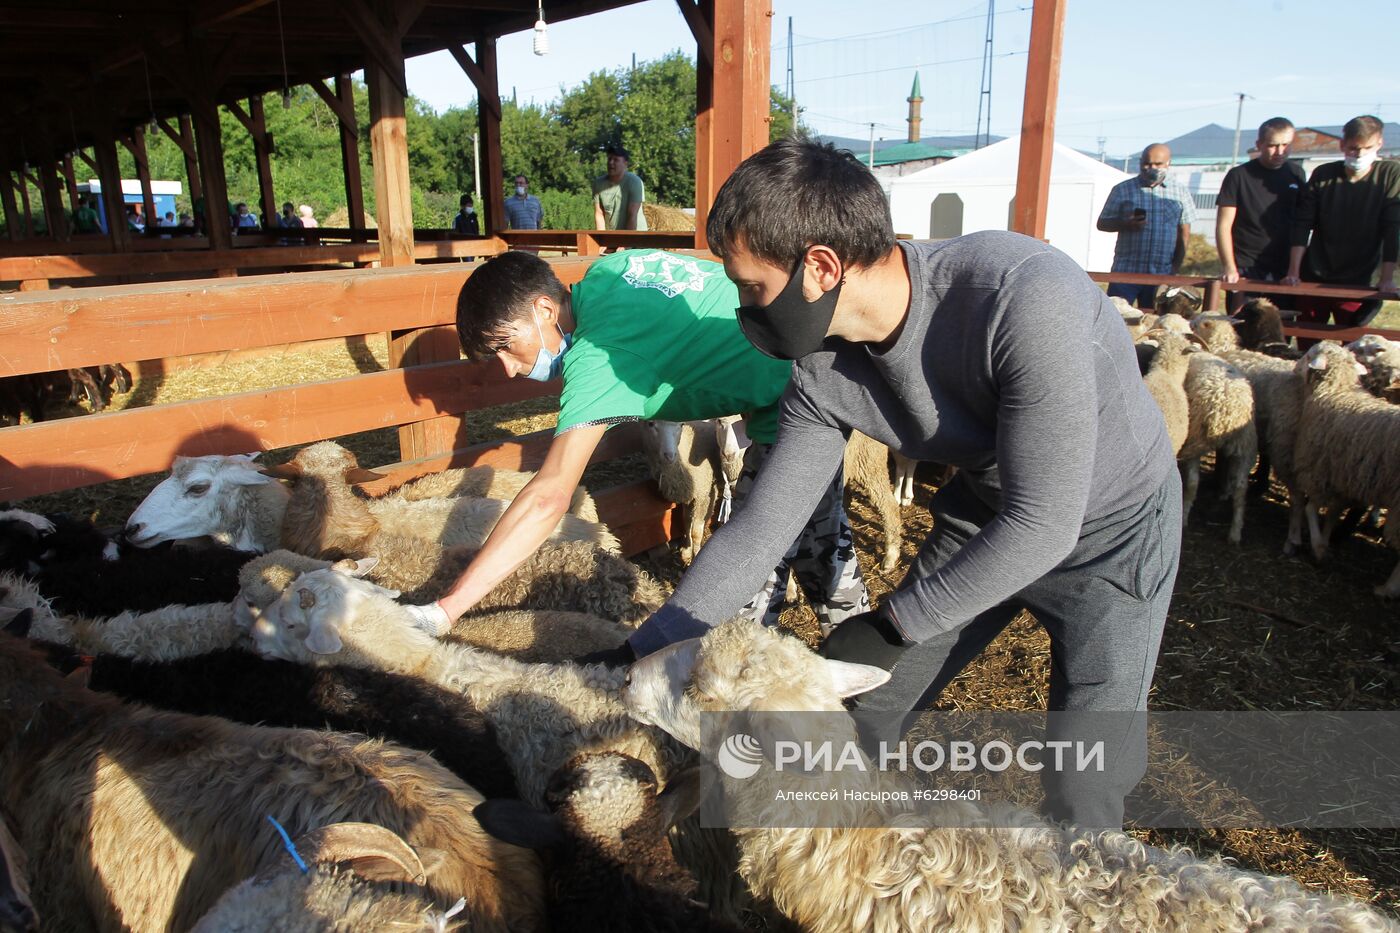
[1097,143,1196,308]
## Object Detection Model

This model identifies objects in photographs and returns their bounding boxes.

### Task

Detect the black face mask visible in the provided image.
[735,259,844,361]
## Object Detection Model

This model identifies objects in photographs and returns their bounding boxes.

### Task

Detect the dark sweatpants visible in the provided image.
[853,471,1182,829]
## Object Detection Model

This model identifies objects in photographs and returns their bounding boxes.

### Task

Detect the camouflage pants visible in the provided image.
[734,442,871,633]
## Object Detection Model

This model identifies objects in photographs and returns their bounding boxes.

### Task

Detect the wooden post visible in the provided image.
[696,0,771,243]
[39,161,69,240]
[61,155,81,212]
[129,126,158,229]
[691,1,715,250]
[93,136,130,251]
[191,99,233,251]
[476,37,504,236]
[0,172,20,240]
[175,115,205,206]
[365,66,414,265]
[247,95,279,227]
[1011,0,1067,239]
[335,75,366,230]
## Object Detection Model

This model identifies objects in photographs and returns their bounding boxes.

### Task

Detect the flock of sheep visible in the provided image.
[0,294,1397,930]
[1129,292,1400,597]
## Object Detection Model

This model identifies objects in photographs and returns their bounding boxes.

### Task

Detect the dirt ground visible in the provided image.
[11,334,1400,918]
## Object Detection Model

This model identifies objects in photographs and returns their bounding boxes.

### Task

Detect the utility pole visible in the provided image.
[868,122,876,170]
[1230,92,1248,165]
[974,0,995,149]
[786,16,796,125]
[472,133,481,202]
[1096,136,1107,163]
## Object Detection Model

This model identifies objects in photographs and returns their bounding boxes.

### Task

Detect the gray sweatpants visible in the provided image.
[855,471,1181,829]
[734,442,870,631]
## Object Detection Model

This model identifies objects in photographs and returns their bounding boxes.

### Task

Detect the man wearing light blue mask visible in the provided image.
[1096,143,1195,309]
[405,249,871,643]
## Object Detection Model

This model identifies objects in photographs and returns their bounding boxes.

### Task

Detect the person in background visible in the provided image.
[298,204,318,228]
[1285,115,1400,338]
[178,212,194,228]
[1096,143,1195,308]
[453,194,480,235]
[73,196,100,234]
[503,174,543,230]
[593,144,647,231]
[234,202,258,232]
[163,211,176,227]
[1217,118,1305,312]
[277,201,304,229]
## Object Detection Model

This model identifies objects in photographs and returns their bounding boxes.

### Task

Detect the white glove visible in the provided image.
[403,602,453,637]
[715,479,736,525]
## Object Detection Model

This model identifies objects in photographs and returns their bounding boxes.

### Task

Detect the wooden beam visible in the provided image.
[129,126,158,229]
[247,94,278,228]
[190,97,233,251]
[365,63,414,266]
[176,114,204,206]
[16,171,34,237]
[0,258,602,376]
[1011,0,1067,239]
[309,78,355,131]
[0,358,553,502]
[75,149,99,176]
[674,0,714,68]
[38,161,68,241]
[0,242,379,289]
[476,36,504,236]
[61,155,81,211]
[446,44,499,119]
[697,0,770,244]
[92,136,129,251]
[0,172,21,240]
[341,0,409,98]
[334,75,366,231]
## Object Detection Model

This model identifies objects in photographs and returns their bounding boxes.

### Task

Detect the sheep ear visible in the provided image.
[297,823,427,884]
[472,800,566,851]
[822,658,892,698]
[1307,352,1329,371]
[257,461,303,481]
[304,617,343,655]
[345,467,390,485]
[656,766,708,829]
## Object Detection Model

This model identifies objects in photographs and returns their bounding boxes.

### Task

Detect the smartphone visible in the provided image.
[1133,208,1147,220]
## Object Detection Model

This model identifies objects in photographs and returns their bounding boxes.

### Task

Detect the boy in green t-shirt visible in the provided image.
[407,249,869,645]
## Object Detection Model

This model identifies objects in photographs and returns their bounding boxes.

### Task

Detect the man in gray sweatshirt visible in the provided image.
[618,138,1181,829]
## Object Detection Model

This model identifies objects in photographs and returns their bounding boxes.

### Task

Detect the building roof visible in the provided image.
[854,140,957,167]
[821,133,999,160]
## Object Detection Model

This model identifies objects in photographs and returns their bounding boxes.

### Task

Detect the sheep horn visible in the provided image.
[258,461,303,480]
[295,822,428,884]
[299,588,317,610]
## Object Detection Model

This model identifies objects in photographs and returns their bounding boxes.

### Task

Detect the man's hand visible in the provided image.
[1379,279,1398,297]
[818,607,911,671]
[403,602,453,637]
[574,640,635,667]
[1125,215,1148,231]
[1220,267,1240,284]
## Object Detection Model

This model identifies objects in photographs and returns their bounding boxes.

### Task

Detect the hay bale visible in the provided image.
[641,203,695,232]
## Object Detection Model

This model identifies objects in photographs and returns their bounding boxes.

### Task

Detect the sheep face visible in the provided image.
[251,561,398,662]
[234,550,333,632]
[1191,316,1240,354]
[126,454,276,548]
[640,421,684,465]
[1296,341,1366,390]
[623,620,889,751]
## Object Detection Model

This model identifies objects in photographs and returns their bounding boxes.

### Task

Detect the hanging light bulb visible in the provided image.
[150,113,160,135]
[532,0,549,55]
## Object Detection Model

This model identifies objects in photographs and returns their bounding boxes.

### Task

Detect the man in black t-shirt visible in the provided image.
[1217,117,1305,312]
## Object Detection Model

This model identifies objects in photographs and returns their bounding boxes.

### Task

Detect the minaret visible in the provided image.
[906,72,923,144]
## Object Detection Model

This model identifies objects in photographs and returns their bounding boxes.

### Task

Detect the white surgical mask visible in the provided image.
[1344,151,1378,175]
[524,310,572,382]
[465,207,475,215]
[515,185,527,196]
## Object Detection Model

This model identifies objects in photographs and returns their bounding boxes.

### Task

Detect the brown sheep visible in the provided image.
[0,633,544,933]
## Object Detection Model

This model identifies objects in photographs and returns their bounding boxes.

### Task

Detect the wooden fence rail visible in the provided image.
[0,254,697,554]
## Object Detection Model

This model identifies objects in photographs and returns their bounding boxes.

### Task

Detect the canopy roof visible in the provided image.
[0,0,645,170]
[892,136,1131,186]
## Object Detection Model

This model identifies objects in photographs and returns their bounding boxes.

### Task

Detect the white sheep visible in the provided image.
[125,447,619,554]
[640,420,724,564]
[1345,334,1400,403]
[1137,329,1195,456]
[1193,317,1310,554]
[1292,342,1400,597]
[624,619,1395,933]
[1179,347,1258,544]
[248,562,689,807]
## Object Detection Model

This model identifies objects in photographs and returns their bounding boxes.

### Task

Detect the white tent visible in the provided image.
[888,137,1132,271]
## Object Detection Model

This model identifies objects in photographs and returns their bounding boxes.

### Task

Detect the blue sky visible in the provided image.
[404,0,1400,159]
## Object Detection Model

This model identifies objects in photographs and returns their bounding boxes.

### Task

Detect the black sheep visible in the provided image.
[38,646,518,800]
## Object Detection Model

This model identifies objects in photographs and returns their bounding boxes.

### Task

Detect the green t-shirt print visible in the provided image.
[557,251,792,442]
[592,172,649,230]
